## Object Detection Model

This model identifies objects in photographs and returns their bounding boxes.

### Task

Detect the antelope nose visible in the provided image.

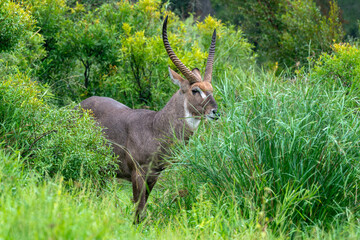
[211,109,220,119]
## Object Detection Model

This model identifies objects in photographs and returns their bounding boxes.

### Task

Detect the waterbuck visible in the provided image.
[80,16,218,222]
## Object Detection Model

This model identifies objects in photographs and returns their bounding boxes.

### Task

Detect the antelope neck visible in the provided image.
[184,99,201,131]
[153,91,200,138]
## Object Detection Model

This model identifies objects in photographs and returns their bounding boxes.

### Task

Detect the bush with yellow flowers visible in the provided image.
[91,1,254,109]
[313,43,360,93]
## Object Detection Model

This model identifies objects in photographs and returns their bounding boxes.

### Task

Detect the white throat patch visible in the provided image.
[184,99,201,131]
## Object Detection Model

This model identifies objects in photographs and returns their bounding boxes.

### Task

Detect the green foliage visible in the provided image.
[163,0,194,19]
[57,16,119,90]
[0,0,46,73]
[312,43,360,92]
[0,70,116,182]
[0,34,46,75]
[197,15,255,76]
[0,149,266,239]
[23,0,77,105]
[25,0,68,51]
[0,149,27,188]
[67,0,116,10]
[0,0,35,52]
[277,0,343,67]
[0,150,131,239]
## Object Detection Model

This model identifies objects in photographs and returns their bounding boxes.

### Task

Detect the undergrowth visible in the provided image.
[1,67,360,239]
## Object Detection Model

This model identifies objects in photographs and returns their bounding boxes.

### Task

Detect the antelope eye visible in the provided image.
[192,88,199,95]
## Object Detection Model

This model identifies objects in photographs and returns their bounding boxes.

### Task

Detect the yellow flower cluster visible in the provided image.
[122,30,147,54]
[332,42,359,55]
[70,2,85,14]
[138,0,161,18]
[122,23,132,36]
[197,16,223,35]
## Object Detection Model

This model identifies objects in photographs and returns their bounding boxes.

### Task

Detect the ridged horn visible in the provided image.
[162,16,199,84]
[203,29,216,83]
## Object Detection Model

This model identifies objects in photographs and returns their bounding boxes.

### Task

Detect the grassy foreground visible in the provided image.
[1,66,360,239]
[0,150,262,239]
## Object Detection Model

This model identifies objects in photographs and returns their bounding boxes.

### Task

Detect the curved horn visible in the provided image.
[203,29,216,83]
[162,16,199,84]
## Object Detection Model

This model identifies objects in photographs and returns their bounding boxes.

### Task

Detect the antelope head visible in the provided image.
[163,16,219,129]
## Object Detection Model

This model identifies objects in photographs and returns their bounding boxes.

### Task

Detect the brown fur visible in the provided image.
[80,78,218,222]
[192,82,214,92]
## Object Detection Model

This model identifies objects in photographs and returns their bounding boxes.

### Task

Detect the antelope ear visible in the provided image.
[192,68,202,81]
[168,67,189,89]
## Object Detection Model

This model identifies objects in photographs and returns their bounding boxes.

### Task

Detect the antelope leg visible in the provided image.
[131,170,147,223]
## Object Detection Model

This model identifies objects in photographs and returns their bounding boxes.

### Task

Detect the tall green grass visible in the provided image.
[169,68,360,235]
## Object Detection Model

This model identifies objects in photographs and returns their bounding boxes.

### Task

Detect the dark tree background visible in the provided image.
[316,0,359,37]
[163,0,214,20]
[166,0,360,38]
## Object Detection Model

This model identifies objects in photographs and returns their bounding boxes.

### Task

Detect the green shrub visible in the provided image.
[0,0,45,73]
[312,43,360,93]
[276,0,343,67]
[0,32,46,75]
[0,71,116,182]
[25,0,68,51]
[56,15,119,92]
[0,0,35,52]
[197,15,255,76]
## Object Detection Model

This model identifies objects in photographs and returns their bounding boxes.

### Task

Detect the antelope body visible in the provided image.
[80,16,218,222]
